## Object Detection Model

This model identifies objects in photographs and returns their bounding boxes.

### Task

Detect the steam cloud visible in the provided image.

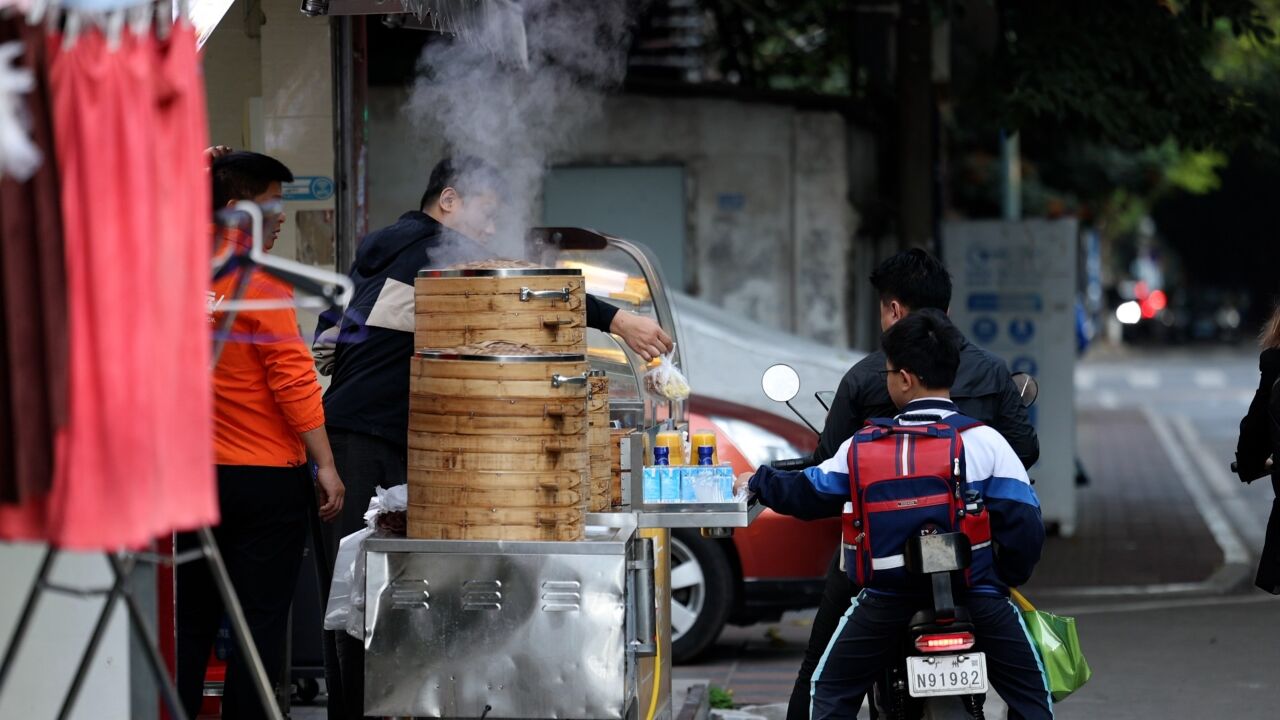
[406,0,639,258]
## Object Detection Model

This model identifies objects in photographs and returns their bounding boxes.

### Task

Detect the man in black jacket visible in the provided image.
[314,156,672,718]
[786,248,1040,720]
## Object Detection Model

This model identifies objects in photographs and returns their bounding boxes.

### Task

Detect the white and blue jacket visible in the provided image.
[748,398,1046,596]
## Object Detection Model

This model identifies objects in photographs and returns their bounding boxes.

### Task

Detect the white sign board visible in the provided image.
[944,219,1078,536]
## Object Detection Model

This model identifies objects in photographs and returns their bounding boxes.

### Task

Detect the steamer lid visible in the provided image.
[418,267,582,279]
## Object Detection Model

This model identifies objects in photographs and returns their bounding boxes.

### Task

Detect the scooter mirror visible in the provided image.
[762,364,801,404]
[1011,372,1039,408]
[815,390,836,412]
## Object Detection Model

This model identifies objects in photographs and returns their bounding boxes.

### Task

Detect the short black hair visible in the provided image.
[419,155,505,210]
[212,152,294,209]
[881,308,962,390]
[869,248,952,312]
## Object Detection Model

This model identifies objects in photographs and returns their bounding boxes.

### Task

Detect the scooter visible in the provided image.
[761,364,1039,720]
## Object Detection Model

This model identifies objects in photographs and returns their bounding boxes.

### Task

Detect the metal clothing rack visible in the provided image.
[0,201,351,720]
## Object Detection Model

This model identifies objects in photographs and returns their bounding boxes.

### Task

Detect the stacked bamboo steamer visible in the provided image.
[586,370,611,512]
[408,262,613,541]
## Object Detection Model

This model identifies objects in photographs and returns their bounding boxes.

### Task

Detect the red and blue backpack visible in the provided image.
[842,412,993,592]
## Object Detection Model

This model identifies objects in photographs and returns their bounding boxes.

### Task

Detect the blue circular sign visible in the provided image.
[310,177,335,201]
[1009,318,1035,345]
[972,317,999,344]
[1011,356,1038,376]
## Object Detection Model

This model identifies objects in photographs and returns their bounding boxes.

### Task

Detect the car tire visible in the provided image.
[670,529,735,664]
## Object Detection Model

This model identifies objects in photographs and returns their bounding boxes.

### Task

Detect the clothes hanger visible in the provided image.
[214,201,354,312]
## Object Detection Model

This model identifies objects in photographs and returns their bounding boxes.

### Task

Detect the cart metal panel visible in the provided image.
[363,532,636,719]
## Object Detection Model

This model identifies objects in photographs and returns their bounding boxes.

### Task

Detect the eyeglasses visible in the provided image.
[878,368,899,376]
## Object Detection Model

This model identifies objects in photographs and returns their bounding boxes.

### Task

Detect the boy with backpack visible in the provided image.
[736,309,1051,719]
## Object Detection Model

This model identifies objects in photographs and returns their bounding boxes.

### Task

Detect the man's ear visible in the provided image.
[890,300,908,323]
[437,187,459,213]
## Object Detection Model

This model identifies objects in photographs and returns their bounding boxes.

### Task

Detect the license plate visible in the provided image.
[906,653,988,698]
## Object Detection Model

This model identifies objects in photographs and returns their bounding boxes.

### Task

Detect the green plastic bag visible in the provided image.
[1011,589,1092,702]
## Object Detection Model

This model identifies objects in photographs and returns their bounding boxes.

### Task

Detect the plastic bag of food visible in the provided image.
[644,351,690,401]
[323,485,408,639]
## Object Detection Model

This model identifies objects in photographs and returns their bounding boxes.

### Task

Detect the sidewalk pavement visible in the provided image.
[1024,408,1225,594]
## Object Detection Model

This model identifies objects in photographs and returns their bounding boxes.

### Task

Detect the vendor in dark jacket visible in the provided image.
[786,247,1040,720]
[314,155,673,719]
[1235,305,1280,595]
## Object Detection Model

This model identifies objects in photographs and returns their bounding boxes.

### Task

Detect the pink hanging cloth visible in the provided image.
[150,20,217,535]
[0,22,217,550]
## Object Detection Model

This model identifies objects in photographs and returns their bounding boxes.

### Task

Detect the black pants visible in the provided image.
[176,465,310,720]
[789,553,856,720]
[810,592,1052,720]
[322,429,407,720]
[1256,476,1280,594]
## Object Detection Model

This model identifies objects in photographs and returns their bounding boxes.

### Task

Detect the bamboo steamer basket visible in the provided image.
[414,267,586,352]
[609,428,630,507]
[587,371,611,512]
[407,346,589,541]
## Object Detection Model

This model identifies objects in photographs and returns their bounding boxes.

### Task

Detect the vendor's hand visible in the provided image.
[203,145,233,169]
[610,311,673,361]
[734,471,755,497]
[315,464,345,522]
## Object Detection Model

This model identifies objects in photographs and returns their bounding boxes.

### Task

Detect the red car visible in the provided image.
[671,397,841,663]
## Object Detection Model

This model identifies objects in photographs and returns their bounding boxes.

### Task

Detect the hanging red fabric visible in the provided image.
[151,21,217,536]
[0,22,217,549]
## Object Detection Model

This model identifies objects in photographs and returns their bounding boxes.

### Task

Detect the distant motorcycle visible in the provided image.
[761,365,1039,720]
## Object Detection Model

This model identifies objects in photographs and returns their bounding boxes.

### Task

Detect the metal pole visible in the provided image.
[0,547,57,694]
[331,15,367,274]
[196,527,285,720]
[1000,130,1022,221]
[896,0,934,250]
[56,556,131,720]
[107,554,190,720]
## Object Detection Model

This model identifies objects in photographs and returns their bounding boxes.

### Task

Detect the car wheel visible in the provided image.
[670,529,734,664]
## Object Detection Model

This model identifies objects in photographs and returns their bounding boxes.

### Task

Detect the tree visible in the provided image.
[698,1,1274,146]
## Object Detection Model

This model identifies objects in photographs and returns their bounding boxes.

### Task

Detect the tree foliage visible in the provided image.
[976,0,1273,151]
[701,0,1276,151]
[699,0,853,93]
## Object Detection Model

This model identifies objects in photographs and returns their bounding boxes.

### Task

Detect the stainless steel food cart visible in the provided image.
[360,230,760,719]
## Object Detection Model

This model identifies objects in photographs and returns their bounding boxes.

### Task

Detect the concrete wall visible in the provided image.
[203,0,336,269]
[202,0,263,150]
[0,547,130,719]
[204,0,336,336]
[367,89,856,347]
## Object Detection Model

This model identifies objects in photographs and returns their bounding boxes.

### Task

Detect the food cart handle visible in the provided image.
[520,287,572,302]
[627,538,658,657]
[551,373,590,389]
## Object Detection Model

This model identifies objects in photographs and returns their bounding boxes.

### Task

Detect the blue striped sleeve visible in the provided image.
[986,497,1045,586]
[985,476,1040,509]
[748,465,847,520]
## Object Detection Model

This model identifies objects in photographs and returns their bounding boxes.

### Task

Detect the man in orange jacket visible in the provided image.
[177,150,345,719]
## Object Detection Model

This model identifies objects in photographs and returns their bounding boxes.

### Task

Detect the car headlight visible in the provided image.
[709,415,807,468]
